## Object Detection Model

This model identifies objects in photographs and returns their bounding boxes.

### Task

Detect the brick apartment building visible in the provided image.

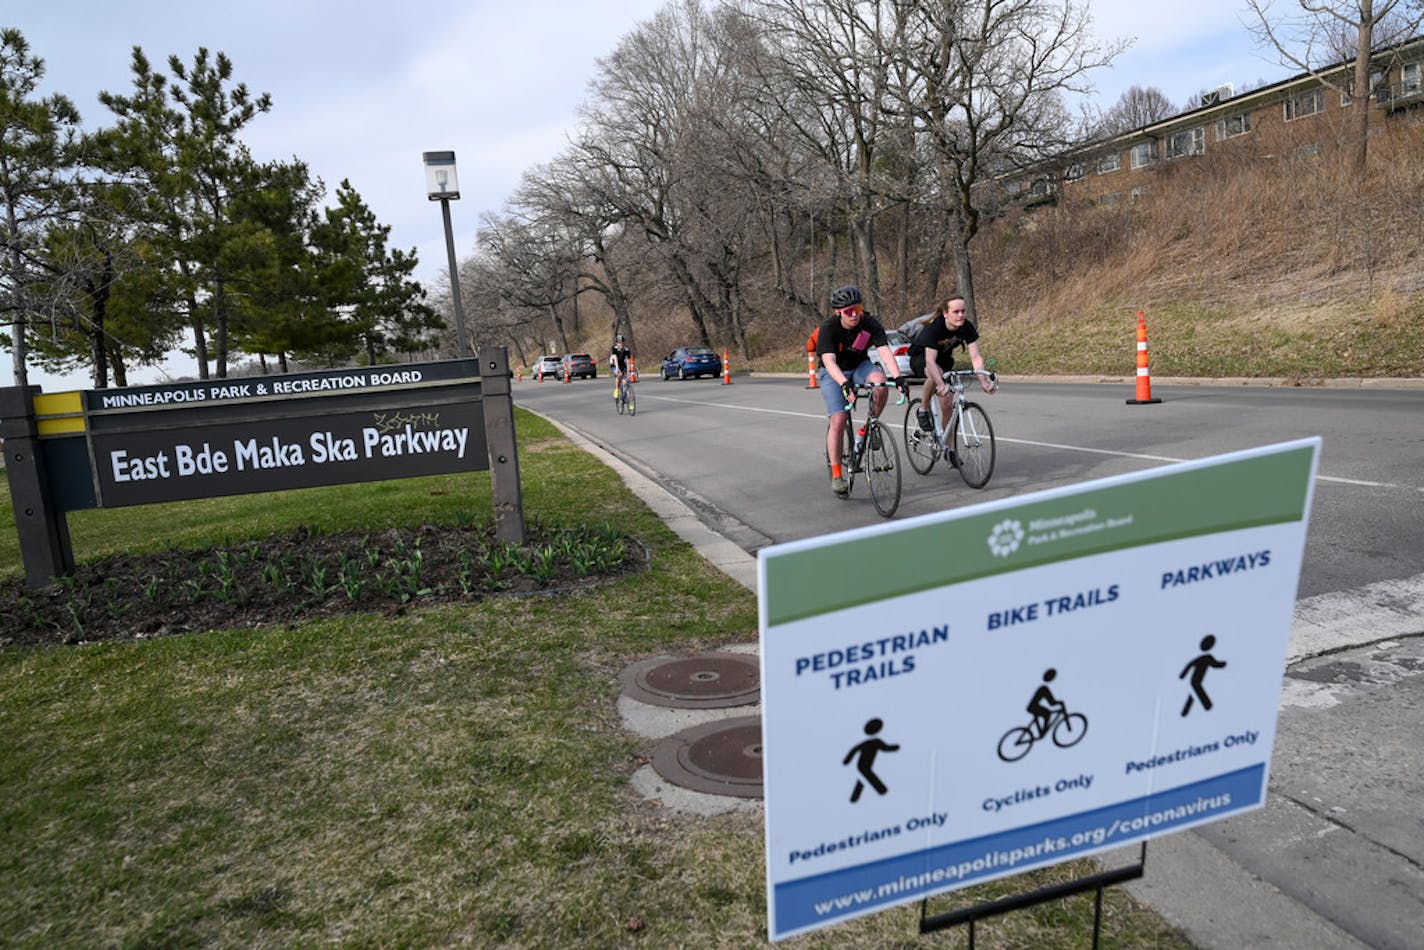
[1005,34,1424,211]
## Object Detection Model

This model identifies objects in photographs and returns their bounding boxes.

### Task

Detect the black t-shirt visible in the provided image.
[910,315,979,370]
[610,344,632,372]
[815,314,890,373]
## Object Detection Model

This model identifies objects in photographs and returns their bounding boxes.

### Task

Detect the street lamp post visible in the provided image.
[422,150,470,357]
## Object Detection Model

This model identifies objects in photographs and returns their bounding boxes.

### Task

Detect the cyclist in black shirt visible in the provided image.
[815,285,908,497]
[610,334,633,394]
[912,295,995,432]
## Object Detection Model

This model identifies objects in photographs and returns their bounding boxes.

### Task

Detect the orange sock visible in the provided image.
[831,463,843,478]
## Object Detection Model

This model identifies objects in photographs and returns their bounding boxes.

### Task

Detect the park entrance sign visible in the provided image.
[1,352,524,587]
[758,439,1320,941]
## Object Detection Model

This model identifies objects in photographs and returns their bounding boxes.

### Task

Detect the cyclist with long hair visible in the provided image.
[912,295,995,433]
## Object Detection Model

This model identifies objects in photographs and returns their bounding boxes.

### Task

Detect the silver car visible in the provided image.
[869,330,913,377]
[532,355,563,381]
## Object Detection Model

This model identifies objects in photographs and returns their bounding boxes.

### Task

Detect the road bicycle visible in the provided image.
[613,373,636,416]
[996,704,1088,763]
[829,380,906,518]
[902,369,998,489]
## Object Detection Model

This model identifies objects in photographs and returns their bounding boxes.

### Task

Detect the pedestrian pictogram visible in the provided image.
[1180,635,1227,716]
[844,718,898,803]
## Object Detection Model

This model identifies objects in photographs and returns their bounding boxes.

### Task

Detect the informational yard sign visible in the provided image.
[758,439,1320,942]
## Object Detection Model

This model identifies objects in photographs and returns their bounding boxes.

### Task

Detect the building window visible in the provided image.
[1164,127,1205,159]
[1129,142,1156,169]
[1343,69,1386,105]
[1064,162,1085,182]
[1403,63,1421,97]
[1216,112,1252,140]
[1284,89,1324,121]
[1096,152,1122,174]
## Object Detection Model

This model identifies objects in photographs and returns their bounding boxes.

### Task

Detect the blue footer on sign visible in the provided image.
[772,764,1264,940]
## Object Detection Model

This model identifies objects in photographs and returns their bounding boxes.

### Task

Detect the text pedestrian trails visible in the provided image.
[758,439,1320,942]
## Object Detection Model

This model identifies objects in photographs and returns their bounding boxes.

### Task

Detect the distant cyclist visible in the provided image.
[912,295,995,433]
[815,285,907,497]
[610,334,633,393]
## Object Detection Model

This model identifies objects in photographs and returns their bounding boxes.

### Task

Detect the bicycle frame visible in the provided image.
[926,370,994,442]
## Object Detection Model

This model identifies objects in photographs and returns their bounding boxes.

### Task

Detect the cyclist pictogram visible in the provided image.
[997,668,1089,762]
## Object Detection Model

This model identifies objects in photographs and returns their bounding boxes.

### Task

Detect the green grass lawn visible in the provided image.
[0,410,1190,946]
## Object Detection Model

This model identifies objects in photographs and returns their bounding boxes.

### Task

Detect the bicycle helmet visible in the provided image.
[830,285,863,310]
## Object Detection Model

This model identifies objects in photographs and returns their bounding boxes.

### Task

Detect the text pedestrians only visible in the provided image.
[757,439,1319,941]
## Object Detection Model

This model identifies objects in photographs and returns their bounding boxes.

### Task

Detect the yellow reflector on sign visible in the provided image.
[33,391,86,435]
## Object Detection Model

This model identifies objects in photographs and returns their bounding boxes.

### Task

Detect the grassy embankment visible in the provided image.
[750,128,1424,381]
[0,410,1190,947]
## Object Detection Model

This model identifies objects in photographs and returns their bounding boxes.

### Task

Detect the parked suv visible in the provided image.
[532,355,563,381]
[561,353,597,380]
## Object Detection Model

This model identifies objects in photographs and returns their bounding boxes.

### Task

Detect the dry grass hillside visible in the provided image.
[971,123,1424,380]
[723,120,1424,382]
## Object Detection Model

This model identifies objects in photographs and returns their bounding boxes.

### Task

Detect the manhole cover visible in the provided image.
[620,652,759,709]
[651,716,763,798]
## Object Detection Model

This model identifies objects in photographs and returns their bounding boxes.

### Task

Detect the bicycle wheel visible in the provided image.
[615,388,625,415]
[864,421,901,518]
[625,383,635,416]
[1052,713,1088,749]
[948,402,996,489]
[997,726,1035,763]
[903,398,938,475]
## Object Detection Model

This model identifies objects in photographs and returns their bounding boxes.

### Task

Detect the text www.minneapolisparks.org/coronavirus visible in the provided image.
[809,792,1231,919]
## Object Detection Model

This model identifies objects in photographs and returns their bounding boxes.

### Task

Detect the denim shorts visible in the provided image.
[817,360,884,417]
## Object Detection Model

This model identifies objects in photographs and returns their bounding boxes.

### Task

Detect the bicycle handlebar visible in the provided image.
[842,378,909,411]
[943,369,999,392]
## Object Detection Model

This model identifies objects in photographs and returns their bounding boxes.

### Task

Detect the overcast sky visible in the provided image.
[4,0,1281,391]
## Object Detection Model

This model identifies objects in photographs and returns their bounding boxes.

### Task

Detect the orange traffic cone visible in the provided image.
[806,351,819,389]
[722,348,732,385]
[630,357,639,383]
[517,367,522,381]
[1126,310,1162,405]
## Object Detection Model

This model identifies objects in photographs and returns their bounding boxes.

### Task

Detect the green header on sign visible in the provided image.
[762,441,1317,627]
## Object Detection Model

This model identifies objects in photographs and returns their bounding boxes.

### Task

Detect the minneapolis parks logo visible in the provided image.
[987,519,1025,558]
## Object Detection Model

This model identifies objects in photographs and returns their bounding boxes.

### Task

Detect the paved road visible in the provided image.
[516,374,1424,948]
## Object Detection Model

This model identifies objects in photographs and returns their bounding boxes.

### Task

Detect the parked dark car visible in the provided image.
[661,346,722,380]
[532,355,563,381]
[561,352,597,380]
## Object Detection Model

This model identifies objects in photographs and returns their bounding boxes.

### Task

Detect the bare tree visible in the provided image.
[1094,84,1179,135]
[474,209,582,354]
[572,0,764,351]
[892,0,1124,320]
[1245,0,1424,171]
[742,0,907,314]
